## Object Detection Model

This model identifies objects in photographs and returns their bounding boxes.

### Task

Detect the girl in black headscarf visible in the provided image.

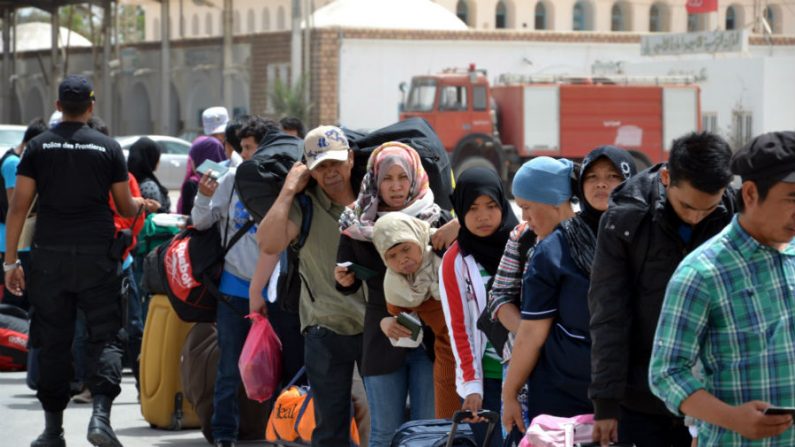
[502,146,636,433]
[128,137,171,213]
[440,167,518,447]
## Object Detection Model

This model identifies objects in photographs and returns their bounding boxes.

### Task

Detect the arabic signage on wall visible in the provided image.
[641,30,748,56]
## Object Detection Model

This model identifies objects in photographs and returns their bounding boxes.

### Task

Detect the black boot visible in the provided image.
[86,395,122,447]
[30,411,65,447]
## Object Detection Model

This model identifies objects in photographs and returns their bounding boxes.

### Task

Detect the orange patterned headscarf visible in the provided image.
[339,142,439,241]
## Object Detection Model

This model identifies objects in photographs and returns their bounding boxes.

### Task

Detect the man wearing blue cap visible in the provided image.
[588,132,736,447]
[5,74,143,447]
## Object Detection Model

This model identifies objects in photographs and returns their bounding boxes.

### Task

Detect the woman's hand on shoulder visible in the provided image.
[431,218,460,250]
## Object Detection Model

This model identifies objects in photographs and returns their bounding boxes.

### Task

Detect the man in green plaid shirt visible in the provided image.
[650,131,795,446]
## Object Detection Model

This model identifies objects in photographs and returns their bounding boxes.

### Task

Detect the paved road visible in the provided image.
[0,371,218,447]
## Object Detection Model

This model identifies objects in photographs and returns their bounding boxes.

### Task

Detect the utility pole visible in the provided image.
[102,0,112,125]
[2,7,11,123]
[290,0,302,88]
[51,5,61,106]
[161,0,171,135]
[222,0,233,113]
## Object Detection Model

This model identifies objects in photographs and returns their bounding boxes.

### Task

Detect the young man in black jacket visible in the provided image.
[588,132,736,447]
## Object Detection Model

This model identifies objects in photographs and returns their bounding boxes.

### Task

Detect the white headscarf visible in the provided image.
[372,213,441,308]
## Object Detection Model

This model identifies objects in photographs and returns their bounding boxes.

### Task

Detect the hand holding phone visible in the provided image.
[763,406,795,416]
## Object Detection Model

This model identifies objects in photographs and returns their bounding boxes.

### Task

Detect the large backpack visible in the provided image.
[235,132,312,313]
[235,132,304,222]
[345,117,454,210]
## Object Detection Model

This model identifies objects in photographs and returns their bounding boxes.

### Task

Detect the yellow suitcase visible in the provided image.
[140,294,202,429]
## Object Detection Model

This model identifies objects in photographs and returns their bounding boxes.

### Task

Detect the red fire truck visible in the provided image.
[399,65,701,179]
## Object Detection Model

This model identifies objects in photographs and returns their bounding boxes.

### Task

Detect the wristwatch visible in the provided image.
[3,259,21,273]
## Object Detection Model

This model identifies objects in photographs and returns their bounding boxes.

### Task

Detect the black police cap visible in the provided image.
[58,74,95,104]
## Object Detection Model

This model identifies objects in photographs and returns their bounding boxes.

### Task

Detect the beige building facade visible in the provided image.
[141,0,793,40]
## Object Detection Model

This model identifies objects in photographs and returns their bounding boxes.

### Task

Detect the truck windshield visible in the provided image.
[405,79,436,112]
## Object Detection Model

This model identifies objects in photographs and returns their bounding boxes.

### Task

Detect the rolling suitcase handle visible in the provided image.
[447,410,500,447]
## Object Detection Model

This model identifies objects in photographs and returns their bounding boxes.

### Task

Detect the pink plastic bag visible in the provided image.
[238,313,282,402]
[520,414,594,447]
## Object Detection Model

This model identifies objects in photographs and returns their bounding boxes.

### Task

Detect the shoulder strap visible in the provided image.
[292,193,313,250]
[223,219,255,256]
[517,226,537,269]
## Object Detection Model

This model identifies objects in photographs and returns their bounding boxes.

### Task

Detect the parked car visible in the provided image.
[116,135,191,190]
[0,125,26,151]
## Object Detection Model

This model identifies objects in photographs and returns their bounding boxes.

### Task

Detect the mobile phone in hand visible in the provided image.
[764,406,795,416]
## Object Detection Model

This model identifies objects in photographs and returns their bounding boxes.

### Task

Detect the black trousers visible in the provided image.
[304,326,362,447]
[28,245,124,412]
[619,406,692,447]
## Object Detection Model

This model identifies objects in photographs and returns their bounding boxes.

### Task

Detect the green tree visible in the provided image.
[269,75,312,126]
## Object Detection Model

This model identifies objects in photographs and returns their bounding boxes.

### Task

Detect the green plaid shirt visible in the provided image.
[650,216,795,446]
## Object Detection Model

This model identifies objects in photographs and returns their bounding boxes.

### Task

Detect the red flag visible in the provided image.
[686,0,718,14]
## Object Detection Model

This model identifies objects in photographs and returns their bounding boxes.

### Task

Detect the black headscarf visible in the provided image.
[563,145,636,276]
[576,146,636,234]
[128,137,166,194]
[452,167,518,276]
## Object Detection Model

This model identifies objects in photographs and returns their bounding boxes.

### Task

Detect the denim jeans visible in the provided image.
[123,264,144,389]
[211,296,251,442]
[304,325,363,447]
[363,347,435,447]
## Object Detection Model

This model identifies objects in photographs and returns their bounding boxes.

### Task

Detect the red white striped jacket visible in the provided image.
[439,241,489,399]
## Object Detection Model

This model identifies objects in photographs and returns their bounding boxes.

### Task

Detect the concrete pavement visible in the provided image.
[0,371,218,447]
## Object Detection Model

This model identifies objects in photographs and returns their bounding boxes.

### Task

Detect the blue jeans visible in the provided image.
[363,347,435,447]
[211,296,250,442]
[123,264,144,389]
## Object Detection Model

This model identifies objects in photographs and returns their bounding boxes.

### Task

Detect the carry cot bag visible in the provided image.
[391,410,498,447]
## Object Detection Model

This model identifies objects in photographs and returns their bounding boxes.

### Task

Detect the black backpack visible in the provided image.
[235,131,312,313]
[344,118,454,210]
[235,132,304,222]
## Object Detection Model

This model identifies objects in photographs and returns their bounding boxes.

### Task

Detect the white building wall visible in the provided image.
[338,37,644,130]
[339,36,795,140]
[762,57,795,133]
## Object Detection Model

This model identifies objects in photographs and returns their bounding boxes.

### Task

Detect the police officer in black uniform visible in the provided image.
[4,74,143,447]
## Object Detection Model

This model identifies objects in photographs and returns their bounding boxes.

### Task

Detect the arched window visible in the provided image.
[192,14,200,36]
[573,1,590,31]
[764,6,779,33]
[725,6,736,30]
[649,4,661,31]
[277,6,286,30]
[247,8,255,33]
[687,13,705,32]
[262,8,271,31]
[648,2,669,32]
[611,3,624,31]
[495,1,507,29]
[153,18,160,40]
[456,0,468,25]
[535,2,547,30]
[205,12,213,35]
[234,11,241,34]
